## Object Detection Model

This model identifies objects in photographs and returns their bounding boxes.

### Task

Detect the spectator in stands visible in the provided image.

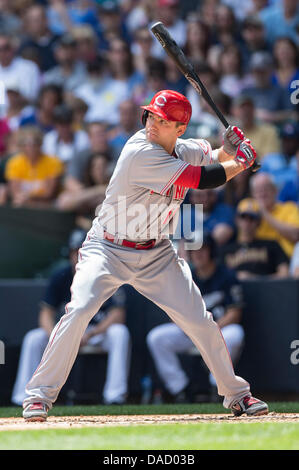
[63,121,112,193]
[188,188,235,247]
[188,89,232,147]
[66,96,89,131]
[5,126,63,207]
[250,172,299,257]
[0,0,22,35]
[207,3,242,71]
[71,25,98,66]
[213,3,242,46]
[124,0,153,36]
[46,0,74,36]
[279,148,299,204]
[183,14,211,64]
[0,32,41,103]
[67,0,98,30]
[259,0,299,45]
[165,55,188,95]
[248,0,269,17]
[107,37,144,97]
[240,15,271,70]
[108,100,141,162]
[131,26,155,76]
[74,54,127,125]
[271,37,299,105]
[56,152,110,231]
[222,0,257,21]
[11,229,131,406]
[3,79,34,132]
[221,198,289,279]
[42,104,90,167]
[0,129,21,204]
[242,51,295,124]
[151,0,186,59]
[199,0,219,31]
[231,95,280,159]
[290,242,299,278]
[261,121,299,189]
[217,44,250,98]
[186,62,219,125]
[147,233,244,403]
[56,151,110,214]
[96,1,132,51]
[0,116,10,156]
[43,33,87,93]
[20,4,60,72]
[132,57,168,106]
[20,84,63,134]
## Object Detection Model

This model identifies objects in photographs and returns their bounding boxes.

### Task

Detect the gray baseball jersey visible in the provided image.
[93,129,218,240]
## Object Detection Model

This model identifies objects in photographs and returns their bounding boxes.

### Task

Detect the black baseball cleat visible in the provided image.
[231,395,269,417]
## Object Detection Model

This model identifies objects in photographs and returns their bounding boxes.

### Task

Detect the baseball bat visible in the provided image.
[150,21,260,172]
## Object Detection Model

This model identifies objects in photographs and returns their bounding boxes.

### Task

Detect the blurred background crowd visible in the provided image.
[1,0,299,405]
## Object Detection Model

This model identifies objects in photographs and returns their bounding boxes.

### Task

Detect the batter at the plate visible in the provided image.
[23,90,268,421]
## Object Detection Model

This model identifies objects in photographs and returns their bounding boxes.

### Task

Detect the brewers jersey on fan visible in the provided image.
[93,129,218,240]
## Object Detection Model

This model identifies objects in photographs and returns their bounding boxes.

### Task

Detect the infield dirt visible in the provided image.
[1,412,299,431]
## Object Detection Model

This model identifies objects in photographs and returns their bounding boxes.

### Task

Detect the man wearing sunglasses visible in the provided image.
[221,198,289,280]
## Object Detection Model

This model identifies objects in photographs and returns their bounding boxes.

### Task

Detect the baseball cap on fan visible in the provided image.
[237,198,261,219]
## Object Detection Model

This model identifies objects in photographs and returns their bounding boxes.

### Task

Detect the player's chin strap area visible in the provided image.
[103,231,156,250]
[142,110,149,126]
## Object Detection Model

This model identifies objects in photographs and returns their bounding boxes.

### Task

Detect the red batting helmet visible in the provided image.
[141,90,192,126]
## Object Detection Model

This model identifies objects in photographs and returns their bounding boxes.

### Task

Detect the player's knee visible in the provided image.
[146,326,165,350]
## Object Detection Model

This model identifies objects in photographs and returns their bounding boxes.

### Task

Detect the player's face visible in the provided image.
[145,112,186,153]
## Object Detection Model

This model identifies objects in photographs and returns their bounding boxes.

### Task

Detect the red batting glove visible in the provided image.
[235,139,257,169]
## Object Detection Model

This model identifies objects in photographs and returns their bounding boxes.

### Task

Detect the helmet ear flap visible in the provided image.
[142,110,149,126]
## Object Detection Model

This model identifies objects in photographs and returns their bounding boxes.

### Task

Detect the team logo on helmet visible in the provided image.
[154,95,167,107]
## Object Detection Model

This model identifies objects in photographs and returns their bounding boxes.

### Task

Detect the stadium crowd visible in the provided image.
[1,0,299,404]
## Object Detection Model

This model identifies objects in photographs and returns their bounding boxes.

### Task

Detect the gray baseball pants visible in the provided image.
[23,230,250,410]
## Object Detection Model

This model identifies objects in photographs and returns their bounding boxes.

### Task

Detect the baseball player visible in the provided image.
[23,90,268,421]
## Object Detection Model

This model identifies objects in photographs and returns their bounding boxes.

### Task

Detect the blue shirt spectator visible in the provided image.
[259,0,299,45]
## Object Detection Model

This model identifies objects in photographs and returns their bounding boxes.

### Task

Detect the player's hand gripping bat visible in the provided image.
[150,21,260,172]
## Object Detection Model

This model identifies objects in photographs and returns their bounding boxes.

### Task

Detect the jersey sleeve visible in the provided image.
[177,138,215,166]
[130,145,189,195]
